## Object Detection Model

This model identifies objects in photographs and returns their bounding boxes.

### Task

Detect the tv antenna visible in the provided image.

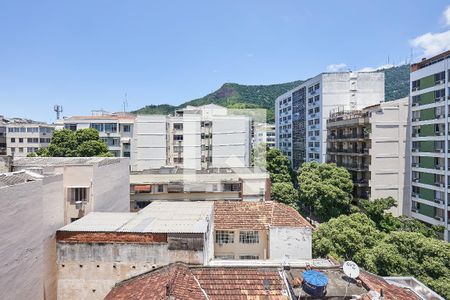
[54,105,63,120]
[123,93,128,112]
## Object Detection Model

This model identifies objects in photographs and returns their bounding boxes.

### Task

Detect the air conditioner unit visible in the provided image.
[437,149,444,153]
[412,118,420,122]
[434,199,444,204]
[412,102,419,107]
[435,217,444,222]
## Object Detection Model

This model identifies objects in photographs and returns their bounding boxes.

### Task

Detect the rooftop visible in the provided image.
[105,263,423,300]
[13,157,123,168]
[0,170,43,187]
[411,49,450,71]
[214,201,312,230]
[64,115,135,121]
[58,201,214,234]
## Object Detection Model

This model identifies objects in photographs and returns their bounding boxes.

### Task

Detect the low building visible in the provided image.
[213,201,313,261]
[130,166,270,211]
[0,170,64,300]
[60,112,135,157]
[6,120,55,157]
[0,116,7,155]
[13,157,130,224]
[56,201,214,300]
[104,262,437,300]
[326,97,409,216]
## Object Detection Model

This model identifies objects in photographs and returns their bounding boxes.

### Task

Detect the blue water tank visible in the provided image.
[302,270,328,297]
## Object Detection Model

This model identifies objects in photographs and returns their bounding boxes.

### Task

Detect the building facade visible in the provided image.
[327,98,409,216]
[131,104,252,171]
[253,123,276,148]
[0,170,64,300]
[60,113,135,157]
[276,72,385,170]
[410,50,450,241]
[6,121,55,157]
[130,166,270,211]
[13,157,130,224]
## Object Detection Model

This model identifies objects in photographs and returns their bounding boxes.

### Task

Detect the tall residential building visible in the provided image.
[275,72,384,170]
[253,123,276,148]
[326,97,409,216]
[410,50,450,241]
[0,116,7,155]
[60,112,135,157]
[6,120,55,157]
[131,104,252,171]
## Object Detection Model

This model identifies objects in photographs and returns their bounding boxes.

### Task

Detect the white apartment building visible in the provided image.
[6,121,55,157]
[275,72,385,170]
[327,97,410,216]
[13,157,130,224]
[60,112,135,157]
[253,123,276,148]
[131,104,252,171]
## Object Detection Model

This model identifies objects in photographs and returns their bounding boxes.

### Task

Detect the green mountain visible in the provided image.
[134,65,410,123]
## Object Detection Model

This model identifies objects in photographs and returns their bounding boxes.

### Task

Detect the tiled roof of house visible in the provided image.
[214,201,312,230]
[105,263,206,300]
[105,263,289,300]
[359,271,421,300]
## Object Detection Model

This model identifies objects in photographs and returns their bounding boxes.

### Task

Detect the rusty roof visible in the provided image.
[105,263,289,300]
[214,201,312,230]
[359,271,421,300]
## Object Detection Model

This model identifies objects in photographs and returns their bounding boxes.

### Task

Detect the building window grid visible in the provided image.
[215,231,234,244]
[239,231,259,244]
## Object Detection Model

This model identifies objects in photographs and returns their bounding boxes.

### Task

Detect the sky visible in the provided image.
[1,0,450,122]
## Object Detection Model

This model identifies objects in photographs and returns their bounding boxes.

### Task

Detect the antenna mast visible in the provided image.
[54,105,63,120]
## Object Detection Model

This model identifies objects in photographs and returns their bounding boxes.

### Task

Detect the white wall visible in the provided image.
[269,227,312,260]
[132,115,167,171]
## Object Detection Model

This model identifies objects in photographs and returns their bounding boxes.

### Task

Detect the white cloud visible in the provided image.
[326,63,348,72]
[444,5,450,25]
[246,53,254,58]
[358,64,394,72]
[410,30,450,56]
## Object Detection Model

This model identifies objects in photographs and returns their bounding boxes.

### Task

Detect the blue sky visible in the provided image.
[1,1,449,122]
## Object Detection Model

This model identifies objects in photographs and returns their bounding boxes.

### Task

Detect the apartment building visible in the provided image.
[56,201,214,300]
[275,72,384,170]
[0,170,64,300]
[60,112,135,157]
[6,120,55,157]
[253,122,276,148]
[326,98,409,216]
[131,104,252,171]
[130,166,270,211]
[213,201,312,261]
[13,157,130,224]
[410,50,450,241]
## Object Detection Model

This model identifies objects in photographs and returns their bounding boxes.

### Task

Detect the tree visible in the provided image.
[35,128,112,157]
[271,182,298,208]
[252,143,267,168]
[266,148,293,184]
[298,162,353,221]
[354,231,450,299]
[313,213,385,261]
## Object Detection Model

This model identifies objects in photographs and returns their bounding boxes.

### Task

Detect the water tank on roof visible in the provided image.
[302,270,328,297]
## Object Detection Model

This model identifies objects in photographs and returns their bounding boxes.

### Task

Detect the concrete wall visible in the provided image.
[269,227,312,261]
[132,115,167,171]
[0,174,64,300]
[369,98,409,216]
[57,241,204,300]
[0,155,12,172]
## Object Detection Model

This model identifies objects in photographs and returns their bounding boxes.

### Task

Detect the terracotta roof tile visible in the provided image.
[214,201,312,230]
[359,271,420,300]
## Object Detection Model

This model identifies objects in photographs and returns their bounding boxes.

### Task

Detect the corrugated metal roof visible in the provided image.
[0,170,43,187]
[14,157,123,167]
[58,201,213,234]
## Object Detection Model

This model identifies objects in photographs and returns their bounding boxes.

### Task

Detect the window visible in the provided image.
[215,231,234,244]
[90,123,104,132]
[239,231,259,244]
[10,138,15,143]
[174,157,183,163]
[105,123,117,133]
[173,123,183,130]
[173,135,183,141]
[214,255,234,260]
[68,187,89,203]
[314,83,320,90]
[19,138,23,143]
[27,127,39,133]
[434,71,445,83]
[65,124,77,131]
[314,107,320,113]
[239,255,259,260]
[18,147,23,153]
[412,80,420,91]
[157,185,164,192]
[223,183,240,192]
[122,124,131,132]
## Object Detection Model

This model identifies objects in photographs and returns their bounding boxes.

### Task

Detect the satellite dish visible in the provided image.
[343,261,360,279]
